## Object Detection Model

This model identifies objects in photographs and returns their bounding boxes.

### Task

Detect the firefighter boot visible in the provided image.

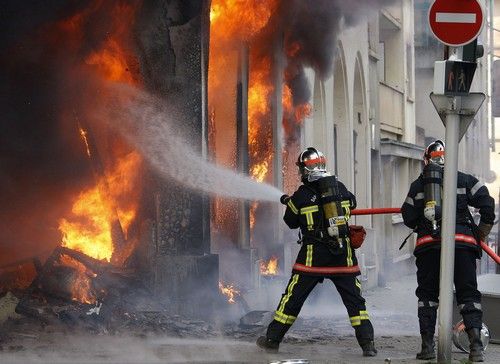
[416,333,435,360]
[467,328,484,362]
[355,321,377,356]
[256,336,279,352]
[359,340,377,357]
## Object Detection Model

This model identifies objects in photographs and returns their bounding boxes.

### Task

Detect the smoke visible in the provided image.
[0,1,100,265]
[0,0,400,268]
[0,1,139,269]
[211,0,395,141]
[273,0,398,138]
[92,84,283,203]
[0,335,258,363]
[279,0,396,77]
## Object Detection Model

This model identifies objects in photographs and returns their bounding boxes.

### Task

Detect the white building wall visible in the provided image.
[301,1,418,287]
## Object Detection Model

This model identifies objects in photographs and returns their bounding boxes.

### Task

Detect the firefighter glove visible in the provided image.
[280,194,291,205]
[477,222,493,242]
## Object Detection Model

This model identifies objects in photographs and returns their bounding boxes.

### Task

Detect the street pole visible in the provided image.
[437,98,460,364]
[428,2,487,361]
[490,0,496,152]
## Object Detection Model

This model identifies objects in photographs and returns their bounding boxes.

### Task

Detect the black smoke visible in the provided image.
[272,0,397,139]
[0,0,398,265]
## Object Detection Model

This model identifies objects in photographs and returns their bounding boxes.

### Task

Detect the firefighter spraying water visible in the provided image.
[257,147,377,357]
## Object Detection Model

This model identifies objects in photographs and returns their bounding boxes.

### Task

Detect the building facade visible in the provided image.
[299,0,494,287]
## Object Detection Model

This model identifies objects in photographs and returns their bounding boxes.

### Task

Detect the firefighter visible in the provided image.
[256,147,377,357]
[401,139,495,362]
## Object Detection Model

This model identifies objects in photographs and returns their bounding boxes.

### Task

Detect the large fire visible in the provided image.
[209,0,312,244]
[56,2,142,268]
[59,151,141,262]
[209,0,278,44]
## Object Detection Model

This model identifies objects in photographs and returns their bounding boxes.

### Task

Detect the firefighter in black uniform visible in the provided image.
[256,147,377,356]
[401,140,495,362]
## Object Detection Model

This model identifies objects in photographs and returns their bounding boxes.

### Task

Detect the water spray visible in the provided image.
[102,85,283,203]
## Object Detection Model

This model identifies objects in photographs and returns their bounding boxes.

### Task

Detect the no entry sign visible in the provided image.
[429,0,485,46]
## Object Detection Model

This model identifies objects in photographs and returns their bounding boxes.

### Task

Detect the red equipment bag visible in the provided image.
[349,225,366,249]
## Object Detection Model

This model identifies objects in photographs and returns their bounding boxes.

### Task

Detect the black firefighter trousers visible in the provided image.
[416,248,482,335]
[266,273,374,344]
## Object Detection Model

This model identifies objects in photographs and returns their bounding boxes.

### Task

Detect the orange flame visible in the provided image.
[59,152,141,262]
[283,84,312,125]
[208,0,310,246]
[209,0,278,44]
[56,1,142,266]
[79,127,91,157]
[84,2,140,85]
[260,256,279,276]
[58,254,97,304]
[85,39,135,84]
[218,281,240,304]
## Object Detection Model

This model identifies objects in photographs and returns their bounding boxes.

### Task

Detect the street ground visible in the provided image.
[1,274,499,363]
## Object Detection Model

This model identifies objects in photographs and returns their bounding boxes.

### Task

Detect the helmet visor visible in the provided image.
[302,156,326,171]
[429,150,445,165]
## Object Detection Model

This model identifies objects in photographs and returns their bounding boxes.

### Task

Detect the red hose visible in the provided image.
[351,207,500,265]
[351,207,401,215]
[480,241,500,265]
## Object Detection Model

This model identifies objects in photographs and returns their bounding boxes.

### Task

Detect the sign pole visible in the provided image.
[429,1,486,361]
[437,98,460,364]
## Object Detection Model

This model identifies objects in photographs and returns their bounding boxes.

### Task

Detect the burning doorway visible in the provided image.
[208,0,311,291]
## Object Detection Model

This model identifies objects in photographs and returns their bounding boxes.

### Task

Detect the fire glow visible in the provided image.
[58,254,97,304]
[55,1,142,268]
[218,281,240,304]
[79,127,91,157]
[209,0,312,244]
[58,152,141,262]
[260,256,279,276]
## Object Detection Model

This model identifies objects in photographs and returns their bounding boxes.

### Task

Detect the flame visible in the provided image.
[282,84,312,126]
[247,59,274,232]
[260,256,279,276]
[251,161,269,183]
[218,281,240,304]
[79,127,91,157]
[209,0,278,44]
[85,40,134,84]
[59,152,141,261]
[58,254,97,304]
[84,2,140,85]
[56,1,142,265]
[208,0,310,246]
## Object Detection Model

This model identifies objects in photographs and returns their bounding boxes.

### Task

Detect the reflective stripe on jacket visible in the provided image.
[284,177,360,277]
[401,170,495,256]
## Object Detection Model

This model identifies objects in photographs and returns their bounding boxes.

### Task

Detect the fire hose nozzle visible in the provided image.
[280,194,291,205]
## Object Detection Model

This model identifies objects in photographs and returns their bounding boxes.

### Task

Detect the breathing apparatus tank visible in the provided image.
[317,175,347,247]
[422,163,443,237]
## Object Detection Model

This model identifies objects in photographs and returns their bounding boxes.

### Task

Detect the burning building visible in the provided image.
[1,0,218,316]
[1,0,435,325]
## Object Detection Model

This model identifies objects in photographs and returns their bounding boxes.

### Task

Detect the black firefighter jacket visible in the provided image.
[401,170,495,257]
[284,177,360,277]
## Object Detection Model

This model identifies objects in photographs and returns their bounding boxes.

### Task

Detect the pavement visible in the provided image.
[1,274,500,363]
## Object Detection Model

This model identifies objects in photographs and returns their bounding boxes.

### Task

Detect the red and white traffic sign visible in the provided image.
[428,0,485,46]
